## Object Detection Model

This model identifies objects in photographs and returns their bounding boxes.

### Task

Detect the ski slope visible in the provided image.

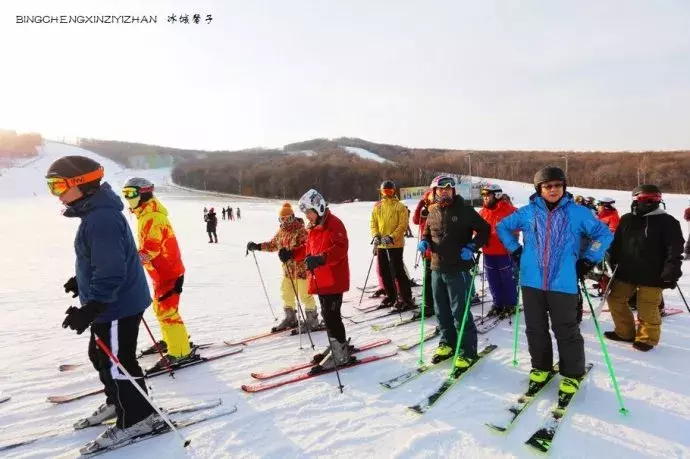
[341,146,392,164]
[0,142,689,458]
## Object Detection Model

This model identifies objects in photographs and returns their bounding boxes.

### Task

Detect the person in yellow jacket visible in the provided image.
[370,180,415,310]
[122,178,195,372]
[246,203,321,332]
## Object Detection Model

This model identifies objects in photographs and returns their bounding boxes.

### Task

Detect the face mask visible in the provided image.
[126,196,141,209]
[632,201,659,216]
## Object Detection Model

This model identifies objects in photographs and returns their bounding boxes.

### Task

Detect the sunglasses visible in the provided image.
[121,187,140,199]
[46,167,104,196]
[541,183,564,190]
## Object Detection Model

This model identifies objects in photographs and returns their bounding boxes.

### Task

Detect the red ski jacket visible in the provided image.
[479,198,517,256]
[597,207,621,233]
[293,209,350,295]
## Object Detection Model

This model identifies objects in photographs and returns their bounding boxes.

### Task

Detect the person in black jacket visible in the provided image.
[605,184,685,352]
[205,208,218,243]
[418,175,490,370]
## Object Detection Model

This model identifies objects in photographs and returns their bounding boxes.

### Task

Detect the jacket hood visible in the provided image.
[63,182,123,218]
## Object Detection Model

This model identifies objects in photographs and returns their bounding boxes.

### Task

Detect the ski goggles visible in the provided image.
[121,187,140,199]
[633,192,662,203]
[435,177,455,189]
[46,167,104,196]
[381,188,396,196]
[279,214,295,224]
[480,190,495,197]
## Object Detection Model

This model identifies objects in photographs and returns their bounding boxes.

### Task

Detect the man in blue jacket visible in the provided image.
[497,166,612,395]
[46,156,157,451]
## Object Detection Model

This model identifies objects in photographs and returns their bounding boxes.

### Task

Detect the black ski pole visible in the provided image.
[311,274,345,393]
[358,238,376,309]
[284,263,315,350]
[383,247,403,321]
[677,285,690,314]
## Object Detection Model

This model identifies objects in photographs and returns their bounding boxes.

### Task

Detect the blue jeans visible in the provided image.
[432,270,478,359]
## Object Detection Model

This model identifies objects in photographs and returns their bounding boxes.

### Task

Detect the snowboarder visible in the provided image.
[412,189,436,318]
[604,184,684,351]
[417,175,490,370]
[222,208,226,220]
[278,189,351,371]
[46,156,157,448]
[596,197,620,233]
[478,183,518,319]
[497,166,612,395]
[122,178,197,372]
[205,208,218,243]
[246,202,321,332]
[370,180,415,310]
[684,199,690,260]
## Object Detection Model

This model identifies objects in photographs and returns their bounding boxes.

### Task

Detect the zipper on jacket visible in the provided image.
[542,210,553,290]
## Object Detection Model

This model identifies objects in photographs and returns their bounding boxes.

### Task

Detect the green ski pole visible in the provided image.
[448,254,480,380]
[580,279,629,415]
[418,258,427,366]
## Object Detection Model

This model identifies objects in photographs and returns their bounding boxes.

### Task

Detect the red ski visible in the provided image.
[242,351,398,393]
[250,339,392,379]
[223,328,296,347]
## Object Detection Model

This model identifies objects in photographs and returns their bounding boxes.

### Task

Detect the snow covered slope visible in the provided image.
[0,143,689,458]
[341,145,392,164]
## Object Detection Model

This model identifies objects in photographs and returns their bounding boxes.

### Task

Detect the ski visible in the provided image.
[250,339,392,379]
[524,363,594,454]
[356,284,379,293]
[371,314,420,331]
[0,394,9,404]
[397,328,440,351]
[289,324,327,335]
[486,365,559,433]
[408,344,497,414]
[59,343,216,372]
[223,328,296,346]
[77,404,238,458]
[242,351,398,393]
[0,398,225,452]
[476,316,504,334]
[47,348,244,404]
[349,308,416,324]
[379,356,451,390]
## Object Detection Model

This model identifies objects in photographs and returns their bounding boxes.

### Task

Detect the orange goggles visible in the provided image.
[46,167,104,196]
[381,188,396,197]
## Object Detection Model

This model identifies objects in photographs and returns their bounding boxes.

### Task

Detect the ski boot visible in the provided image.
[140,340,167,356]
[411,305,435,320]
[74,402,117,429]
[453,354,475,373]
[303,309,323,331]
[485,306,503,318]
[529,368,550,384]
[311,337,354,373]
[559,376,580,395]
[272,307,298,332]
[81,413,163,454]
[377,297,396,310]
[499,306,516,320]
[146,348,201,375]
[603,331,633,343]
[394,299,416,312]
[369,289,386,299]
[431,343,454,364]
[633,341,654,352]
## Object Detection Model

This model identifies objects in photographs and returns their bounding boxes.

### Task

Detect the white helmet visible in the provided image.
[298,189,327,216]
[597,196,615,205]
[480,183,503,199]
[123,177,154,192]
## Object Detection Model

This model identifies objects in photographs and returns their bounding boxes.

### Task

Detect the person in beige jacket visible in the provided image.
[370,180,414,310]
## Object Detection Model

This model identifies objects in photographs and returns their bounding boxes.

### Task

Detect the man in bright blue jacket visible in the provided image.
[497,166,612,396]
[47,156,157,450]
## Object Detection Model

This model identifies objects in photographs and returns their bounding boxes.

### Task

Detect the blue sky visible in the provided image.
[1,0,689,151]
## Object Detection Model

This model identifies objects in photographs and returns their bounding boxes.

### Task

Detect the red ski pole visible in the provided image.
[142,317,175,378]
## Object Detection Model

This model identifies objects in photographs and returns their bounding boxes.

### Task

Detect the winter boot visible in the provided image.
[559,376,580,395]
[454,354,474,372]
[315,337,354,371]
[604,331,634,343]
[394,298,416,312]
[411,304,435,320]
[633,341,654,352]
[74,403,117,429]
[81,413,163,453]
[304,309,322,331]
[485,306,503,318]
[377,297,396,309]
[146,348,201,375]
[499,306,516,320]
[272,307,298,332]
[369,288,386,299]
[431,343,454,364]
[140,340,167,356]
[529,368,549,384]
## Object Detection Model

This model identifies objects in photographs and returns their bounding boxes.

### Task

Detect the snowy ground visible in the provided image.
[0,142,689,458]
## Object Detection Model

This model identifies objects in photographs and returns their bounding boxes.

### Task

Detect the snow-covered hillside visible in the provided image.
[341,146,392,164]
[0,142,689,458]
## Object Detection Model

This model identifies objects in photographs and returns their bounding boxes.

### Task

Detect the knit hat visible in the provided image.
[279,202,294,217]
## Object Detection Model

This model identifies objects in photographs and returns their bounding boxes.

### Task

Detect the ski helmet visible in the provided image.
[631,184,662,216]
[45,155,104,196]
[298,189,327,217]
[480,183,503,199]
[380,179,396,197]
[597,196,615,205]
[574,195,584,204]
[430,175,456,205]
[533,166,566,192]
[122,177,154,209]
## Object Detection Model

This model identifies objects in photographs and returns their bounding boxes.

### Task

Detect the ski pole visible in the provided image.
[677,285,690,314]
[413,229,422,269]
[418,257,427,366]
[512,271,521,367]
[312,274,345,393]
[593,265,619,318]
[249,250,278,321]
[141,317,175,378]
[448,253,480,380]
[580,280,629,416]
[358,239,376,309]
[480,256,485,324]
[284,264,315,350]
[94,336,191,448]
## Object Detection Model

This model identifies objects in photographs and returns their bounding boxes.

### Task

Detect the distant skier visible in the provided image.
[228,206,234,221]
[46,156,158,449]
[684,199,690,260]
[278,189,352,371]
[222,208,226,220]
[497,166,612,396]
[203,207,208,217]
[236,207,241,219]
[205,208,218,243]
[246,202,321,332]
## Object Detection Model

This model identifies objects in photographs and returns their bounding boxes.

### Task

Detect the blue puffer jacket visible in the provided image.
[497,193,613,294]
[64,182,151,323]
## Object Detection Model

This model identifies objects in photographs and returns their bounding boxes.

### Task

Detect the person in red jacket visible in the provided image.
[596,197,621,233]
[684,199,690,260]
[479,184,518,318]
[412,189,435,318]
[279,189,352,372]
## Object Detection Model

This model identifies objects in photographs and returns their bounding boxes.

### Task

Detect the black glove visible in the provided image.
[420,208,429,218]
[372,235,381,246]
[174,275,184,294]
[62,301,107,335]
[576,259,596,280]
[246,242,261,252]
[661,280,677,290]
[278,248,294,263]
[510,246,523,265]
[64,276,79,298]
[305,255,325,271]
[382,235,394,246]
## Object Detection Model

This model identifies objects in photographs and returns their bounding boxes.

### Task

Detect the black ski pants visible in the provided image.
[207,229,218,242]
[318,293,347,343]
[377,247,412,303]
[521,287,585,378]
[88,312,154,428]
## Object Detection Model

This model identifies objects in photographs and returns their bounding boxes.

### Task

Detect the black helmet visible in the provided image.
[380,180,396,190]
[632,184,662,201]
[534,166,566,193]
[45,155,103,194]
[631,184,663,216]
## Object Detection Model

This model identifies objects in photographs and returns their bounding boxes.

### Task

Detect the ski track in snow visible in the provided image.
[0,141,689,458]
